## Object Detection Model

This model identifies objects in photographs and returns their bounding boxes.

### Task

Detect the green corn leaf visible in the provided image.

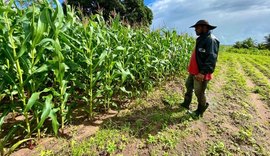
[116,46,125,51]
[18,56,30,74]
[24,92,41,113]
[0,0,15,13]
[0,109,10,130]
[95,51,107,67]
[116,62,134,83]
[0,6,13,14]
[37,38,63,60]
[62,92,69,106]
[0,71,16,86]
[59,33,82,53]
[33,8,48,47]
[36,95,53,129]
[3,47,15,64]
[0,125,19,156]
[49,109,59,136]
[93,71,104,86]
[44,5,55,31]
[0,93,5,101]
[23,64,48,86]
[37,38,55,47]
[3,125,18,144]
[59,32,81,45]
[120,87,132,94]
[34,64,48,73]
[53,0,64,25]
[82,96,89,102]
[41,87,53,93]
[55,63,66,83]
[7,138,33,155]
[17,33,31,59]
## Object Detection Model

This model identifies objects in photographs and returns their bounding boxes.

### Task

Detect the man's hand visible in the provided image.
[195,73,205,81]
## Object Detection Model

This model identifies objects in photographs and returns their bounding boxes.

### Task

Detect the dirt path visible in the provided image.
[246,77,270,125]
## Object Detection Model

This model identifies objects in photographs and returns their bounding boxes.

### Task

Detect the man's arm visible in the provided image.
[199,37,219,74]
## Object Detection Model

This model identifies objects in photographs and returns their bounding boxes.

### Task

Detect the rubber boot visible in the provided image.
[180,100,191,109]
[194,103,209,118]
[180,95,192,109]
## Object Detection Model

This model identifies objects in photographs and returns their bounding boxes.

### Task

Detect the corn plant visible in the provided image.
[0,0,62,138]
[0,0,195,151]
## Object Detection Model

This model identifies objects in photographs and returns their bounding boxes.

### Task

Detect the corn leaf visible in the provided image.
[0,109,10,130]
[7,138,33,155]
[36,94,53,129]
[49,109,59,136]
[24,92,41,113]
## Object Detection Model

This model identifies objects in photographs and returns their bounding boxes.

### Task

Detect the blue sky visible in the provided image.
[59,0,270,45]
[147,0,270,45]
[144,0,155,5]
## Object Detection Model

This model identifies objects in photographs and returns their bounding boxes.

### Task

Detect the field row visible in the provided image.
[230,53,270,105]
[206,52,270,155]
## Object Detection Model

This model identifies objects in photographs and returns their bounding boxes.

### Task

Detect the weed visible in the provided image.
[40,150,54,156]
[147,134,157,144]
[234,127,255,144]
[207,141,233,156]
[162,91,183,108]
[71,129,130,155]
[107,141,117,154]
[231,110,253,125]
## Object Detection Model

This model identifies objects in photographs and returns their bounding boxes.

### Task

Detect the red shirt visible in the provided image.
[188,50,212,80]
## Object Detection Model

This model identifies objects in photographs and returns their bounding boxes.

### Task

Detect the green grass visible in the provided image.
[70,129,131,155]
[245,56,270,79]
[237,54,270,105]
[227,47,270,56]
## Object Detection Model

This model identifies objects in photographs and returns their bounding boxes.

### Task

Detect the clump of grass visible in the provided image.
[161,91,183,108]
[207,141,233,156]
[233,127,255,145]
[70,129,131,155]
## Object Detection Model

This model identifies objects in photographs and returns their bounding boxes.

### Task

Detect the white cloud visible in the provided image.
[149,0,270,45]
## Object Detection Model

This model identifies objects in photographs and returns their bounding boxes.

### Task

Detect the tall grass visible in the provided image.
[0,0,194,152]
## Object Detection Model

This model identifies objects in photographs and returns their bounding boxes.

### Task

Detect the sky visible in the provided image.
[58,0,270,45]
[145,0,270,45]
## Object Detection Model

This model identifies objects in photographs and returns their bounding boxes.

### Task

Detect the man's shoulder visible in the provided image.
[209,34,218,40]
[207,34,219,43]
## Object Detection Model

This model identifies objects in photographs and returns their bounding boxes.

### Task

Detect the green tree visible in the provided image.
[233,37,257,49]
[265,34,270,50]
[242,37,256,49]
[63,0,153,26]
[233,41,242,49]
[123,0,153,26]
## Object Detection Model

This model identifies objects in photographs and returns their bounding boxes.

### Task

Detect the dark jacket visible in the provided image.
[195,31,220,74]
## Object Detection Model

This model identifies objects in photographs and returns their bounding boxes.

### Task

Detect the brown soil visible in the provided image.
[10,110,118,156]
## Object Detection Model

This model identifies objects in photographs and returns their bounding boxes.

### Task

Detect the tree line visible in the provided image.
[12,0,153,27]
[233,34,270,50]
[62,0,153,27]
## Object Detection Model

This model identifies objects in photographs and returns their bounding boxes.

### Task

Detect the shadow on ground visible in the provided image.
[99,103,194,139]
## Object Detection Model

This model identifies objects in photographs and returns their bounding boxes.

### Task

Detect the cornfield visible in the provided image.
[0,0,194,152]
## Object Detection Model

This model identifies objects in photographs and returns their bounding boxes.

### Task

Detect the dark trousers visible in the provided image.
[184,74,209,107]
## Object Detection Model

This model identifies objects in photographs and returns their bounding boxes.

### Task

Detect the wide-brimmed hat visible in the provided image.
[190,20,217,30]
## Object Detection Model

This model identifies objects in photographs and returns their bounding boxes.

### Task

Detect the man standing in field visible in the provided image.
[180,20,219,118]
